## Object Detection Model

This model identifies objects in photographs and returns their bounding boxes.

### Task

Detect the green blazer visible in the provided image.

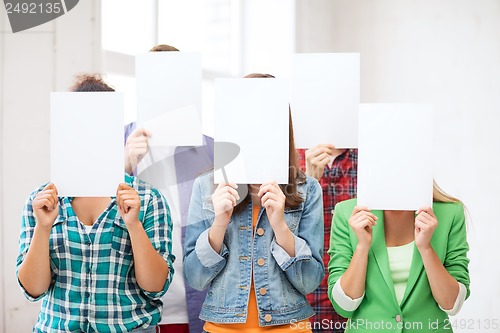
[328,199,470,333]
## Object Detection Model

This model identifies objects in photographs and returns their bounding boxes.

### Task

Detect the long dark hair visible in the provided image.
[233,73,305,214]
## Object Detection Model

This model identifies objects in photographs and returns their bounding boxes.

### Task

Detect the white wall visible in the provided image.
[297,0,500,332]
[0,2,101,332]
[241,0,295,78]
[0,8,5,330]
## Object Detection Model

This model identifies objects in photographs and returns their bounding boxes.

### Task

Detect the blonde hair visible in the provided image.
[432,180,461,203]
[433,180,471,228]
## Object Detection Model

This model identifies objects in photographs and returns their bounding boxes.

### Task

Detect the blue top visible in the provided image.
[183,173,325,326]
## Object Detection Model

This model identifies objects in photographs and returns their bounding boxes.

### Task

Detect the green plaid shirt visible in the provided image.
[17,174,175,333]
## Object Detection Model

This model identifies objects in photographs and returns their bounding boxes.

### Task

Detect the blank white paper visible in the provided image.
[142,105,202,147]
[214,78,290,184]
[291,53,360,148]
[136,52,203,146]
[50,92,124,197]
[357,104,434,211]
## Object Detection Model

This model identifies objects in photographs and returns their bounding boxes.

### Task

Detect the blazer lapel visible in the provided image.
[400,243,424,307]
[370,210,398,306]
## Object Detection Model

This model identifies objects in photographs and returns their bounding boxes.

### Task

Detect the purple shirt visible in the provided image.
[125,123,213,333]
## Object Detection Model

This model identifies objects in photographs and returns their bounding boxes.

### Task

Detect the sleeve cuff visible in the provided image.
[141,287,167,300]
[270,233,312,270]
[439,282,467,316]
[332,276,364,312]
[18,278,47,302]
[141,254,175,300]
[195,228,228,268]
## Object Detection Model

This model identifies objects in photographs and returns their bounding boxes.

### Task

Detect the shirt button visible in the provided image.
[257,258,265,266]
[256,228,265,236]
[264,314,272,322]
[259,287,267,296]
[395,314,402,323]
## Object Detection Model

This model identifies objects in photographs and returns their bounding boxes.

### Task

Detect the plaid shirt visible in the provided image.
[17,174,175,333]
[298,149,358,333]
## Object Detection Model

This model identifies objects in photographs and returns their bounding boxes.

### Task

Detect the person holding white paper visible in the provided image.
[183,73,325,332]
[297,144,357,332]
[125,44,213,333]
[16,75,175,333]
[327,183,470,332]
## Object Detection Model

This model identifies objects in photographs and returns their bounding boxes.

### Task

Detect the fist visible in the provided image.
[211,183,240,227]
[305,144,335,180]
[32,183,59,230]
[116,183,141,227]
[348,206,377,249]
[414,207,438,250]
[258,182,286,230]
[125,128,151,174]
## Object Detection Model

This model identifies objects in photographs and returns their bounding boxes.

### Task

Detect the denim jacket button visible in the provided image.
[257,258,265,266]
[256,228,265,236]
[259,287,267,295]
[264,314,272,322]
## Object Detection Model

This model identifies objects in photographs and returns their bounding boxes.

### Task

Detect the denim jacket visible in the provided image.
[183,173,325,327]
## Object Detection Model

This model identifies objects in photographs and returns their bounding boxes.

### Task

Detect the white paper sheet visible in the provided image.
[214,78,290,184]
[357,104,434,210]
[50,92,124,197]
[141,105,202,147]
[136,52,203,146]
[291,53,360,148]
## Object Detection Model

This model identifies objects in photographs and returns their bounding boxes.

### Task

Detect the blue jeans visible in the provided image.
[131,326,157,333]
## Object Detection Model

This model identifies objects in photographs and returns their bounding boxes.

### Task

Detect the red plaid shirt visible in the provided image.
[298,148,358,333]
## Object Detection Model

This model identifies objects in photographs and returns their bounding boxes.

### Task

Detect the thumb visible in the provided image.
[117,183,132,192]
[141,128,152,137]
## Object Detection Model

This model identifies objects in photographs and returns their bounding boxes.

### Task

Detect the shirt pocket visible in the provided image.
[111,226,134,270]
[49,224,67,272]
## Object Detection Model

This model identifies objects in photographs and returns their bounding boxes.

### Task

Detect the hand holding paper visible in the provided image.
[125,128,151,174]
[208,183,239,253]
[258,182,286,229]
[259,182,295,256]
[348,206,378,249]
[116,183,141,227]
[32,183,59,230]
[305,144,335,180]
[211,183,240,227]
[414,207,438,251]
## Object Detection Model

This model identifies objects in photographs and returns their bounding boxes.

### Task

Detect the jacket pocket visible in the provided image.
[284,203,304,233]
[202,196,216,220]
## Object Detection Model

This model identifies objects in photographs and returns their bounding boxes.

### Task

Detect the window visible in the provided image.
[101,0,295,134]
